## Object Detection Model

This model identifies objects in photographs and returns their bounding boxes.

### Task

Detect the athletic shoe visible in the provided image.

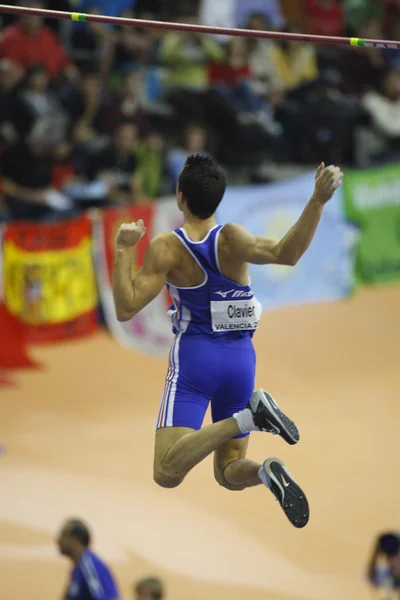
[248,389,300,445]
[263,457,309,528]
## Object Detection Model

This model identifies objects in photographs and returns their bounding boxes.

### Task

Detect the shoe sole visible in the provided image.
[263,457,309,529]
[251,389,300,445]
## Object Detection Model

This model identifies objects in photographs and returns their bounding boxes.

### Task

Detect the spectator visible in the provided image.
[111,22,157,72]
[167,124,209,186]
[134,576,164,600]
[135,130,171,199]
[6,63,69,150]
[209,37,282,138]
[61,69,110,175]
[2,138,73,221]
[160,12,225,124]
[0,0,78,82]
[339,18,386,96]
[362,69,400,145]
[367,532,400,596]
[87,121,139,204]
[68,5,116,75]
[57,517,120,600]
[160,14,224,90]
[245,13,281,98]
[265,34,318,94]
[104,69,150,136]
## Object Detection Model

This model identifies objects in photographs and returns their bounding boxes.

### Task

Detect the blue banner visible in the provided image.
[217,172,357,311]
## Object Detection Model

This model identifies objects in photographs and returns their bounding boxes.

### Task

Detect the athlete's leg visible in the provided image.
[154,333,243,488]
[211,338,260,490]
[214,436,262,491]
[154,418,241,488]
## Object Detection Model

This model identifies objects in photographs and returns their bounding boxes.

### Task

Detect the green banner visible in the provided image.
[343,163,400,285]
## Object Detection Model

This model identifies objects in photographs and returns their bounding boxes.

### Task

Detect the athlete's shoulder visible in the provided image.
[145,231,180,269]
[148,231,179,252]
[219,223,251,246]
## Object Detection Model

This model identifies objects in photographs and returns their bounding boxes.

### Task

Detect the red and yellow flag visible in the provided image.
[3,214,98,342]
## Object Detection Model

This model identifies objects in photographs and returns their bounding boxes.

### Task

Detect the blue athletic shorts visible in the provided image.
[156,333,256,438]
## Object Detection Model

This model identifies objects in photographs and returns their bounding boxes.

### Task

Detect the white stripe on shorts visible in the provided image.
[165,332,182,427]
[157,333,182,428]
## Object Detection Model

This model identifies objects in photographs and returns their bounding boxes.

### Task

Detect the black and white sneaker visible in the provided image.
[248,389,300,445]
[263,457,309,529]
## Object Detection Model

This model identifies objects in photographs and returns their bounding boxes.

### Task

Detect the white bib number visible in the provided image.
[211,298,261,332]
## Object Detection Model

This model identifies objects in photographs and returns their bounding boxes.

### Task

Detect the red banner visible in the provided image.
[94,199,180,355]
[102,204,153,282]
[3,214,98,343]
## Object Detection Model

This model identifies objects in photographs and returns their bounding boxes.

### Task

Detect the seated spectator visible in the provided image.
[134,576,164,600]
[68,5,116,75]
[2,139,73,220]
[160,13,224,91]
[367,532,400,594]
[209,37,282,136]
[0,0,79,82]
[362,69,400,144]
[306,0,345,37]
[61,69,110,175]
[87,121,139,204]
[264,31,318,99]
[111,22,158,72]
[339,18,386,96]
[6,63,69,150]
[104,69,150,136]
[167,124,210,186]
[245,13,281,98]
[135,130,171,199]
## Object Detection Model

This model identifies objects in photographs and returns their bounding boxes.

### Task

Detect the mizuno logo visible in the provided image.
[215,289,254,299]
[215,289,235,298]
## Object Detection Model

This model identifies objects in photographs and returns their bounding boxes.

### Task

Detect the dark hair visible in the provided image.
[178,154,226,220]
[379,533,400,556]
[67,519,91,547]
[135,577,164,600]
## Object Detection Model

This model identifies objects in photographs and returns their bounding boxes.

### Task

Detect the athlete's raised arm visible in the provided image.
[113,221,174,322]
[223,163,343,267]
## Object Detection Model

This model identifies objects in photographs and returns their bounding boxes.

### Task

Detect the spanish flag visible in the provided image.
[3,214,99,343]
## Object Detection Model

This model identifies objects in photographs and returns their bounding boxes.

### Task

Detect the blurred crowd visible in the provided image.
[2,0,400,221]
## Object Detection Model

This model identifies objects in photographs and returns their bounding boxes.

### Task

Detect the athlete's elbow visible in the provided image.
[280,256,298,267]
[116,312,131,322]
[115,307,136,321]
[274,250,299,267]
